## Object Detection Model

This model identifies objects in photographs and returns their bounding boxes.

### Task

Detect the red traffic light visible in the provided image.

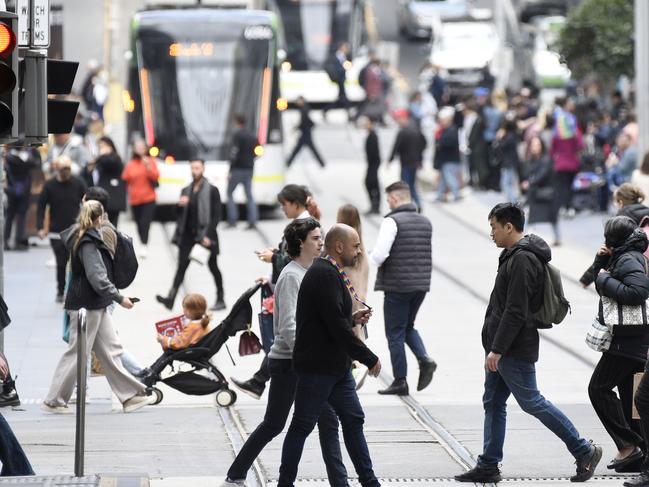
[0,23,15,56]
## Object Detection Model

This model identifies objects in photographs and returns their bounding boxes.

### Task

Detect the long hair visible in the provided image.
[74,200,104,252]
[336,204,362,241]
[277,184,321,220]
[182,293,211,328]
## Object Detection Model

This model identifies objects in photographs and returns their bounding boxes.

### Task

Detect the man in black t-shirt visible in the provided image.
[226,114,258,230]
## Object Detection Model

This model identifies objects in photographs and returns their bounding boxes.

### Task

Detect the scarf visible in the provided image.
[322,254,371,310]
[553,108,577,140]
[196,177,211,232]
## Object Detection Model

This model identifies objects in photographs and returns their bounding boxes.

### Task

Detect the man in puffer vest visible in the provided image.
[369,181,436,395]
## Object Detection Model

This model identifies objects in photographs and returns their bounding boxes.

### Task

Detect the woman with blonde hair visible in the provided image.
[42,200,152,414]
[336,203,370,389]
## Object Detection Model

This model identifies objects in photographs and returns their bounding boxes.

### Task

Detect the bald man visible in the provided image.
[277,224,381,487]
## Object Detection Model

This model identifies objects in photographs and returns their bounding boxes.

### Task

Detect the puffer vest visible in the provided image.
[375,203,432,293]
[65,229,115,311]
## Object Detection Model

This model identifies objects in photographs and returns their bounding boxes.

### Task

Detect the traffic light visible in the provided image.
[0,11,18,143]
[21,52,79,143]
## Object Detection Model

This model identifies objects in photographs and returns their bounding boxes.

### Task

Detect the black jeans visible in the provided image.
[172,235,224,298]
[227,359,349,486]
[107,209,120,228]
[4,192,29,247]
[0,412,34,476]
[286,133,326,167]
[365,165,380,212]
[278,370,379,487]
[131,202,156,245]
[50,238,69,295]
[588,352,645,450]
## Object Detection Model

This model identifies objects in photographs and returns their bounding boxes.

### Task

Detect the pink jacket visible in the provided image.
[550,129,584,173]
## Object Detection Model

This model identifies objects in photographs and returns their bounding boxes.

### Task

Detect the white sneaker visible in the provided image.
[352,363,369,391]
[123,394,155,413]
[138,246,148,259]
[41,402,73,414]
[45,258,56,268]
[219,478,245,487]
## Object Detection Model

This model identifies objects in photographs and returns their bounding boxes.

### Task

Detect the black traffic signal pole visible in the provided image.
[74,309,88,477]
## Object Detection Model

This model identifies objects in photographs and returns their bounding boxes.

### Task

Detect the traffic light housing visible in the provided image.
[0,11,18,143]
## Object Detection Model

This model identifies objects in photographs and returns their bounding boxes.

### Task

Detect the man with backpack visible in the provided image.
[455,203,601,484]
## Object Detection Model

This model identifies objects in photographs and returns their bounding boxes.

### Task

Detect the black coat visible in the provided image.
[595,229,649,362]
[493,132,520,169]
[526,155,559,225]
[389,124,426,169]
[297,104,315,134]
[434,125,460,169]
[96,153,126,212]
[293,258,378,376]
[482,235,551,362]
[230,128,258,170]
[173,178,222,254]
[580,205,649,286]
[365,129,380,168]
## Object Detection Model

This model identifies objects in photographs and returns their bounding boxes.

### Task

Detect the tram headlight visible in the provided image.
[281,61,292,73]
[149,146,160,157]
[254,145,264,157]
[276,98,288,111]
[164,155,175,165]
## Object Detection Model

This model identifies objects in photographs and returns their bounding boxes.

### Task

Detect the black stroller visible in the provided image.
[145,283,262,408]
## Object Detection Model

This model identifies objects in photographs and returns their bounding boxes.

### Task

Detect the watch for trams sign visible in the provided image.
[30,0,49,47]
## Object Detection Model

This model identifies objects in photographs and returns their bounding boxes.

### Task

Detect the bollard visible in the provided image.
[74,308,88,477]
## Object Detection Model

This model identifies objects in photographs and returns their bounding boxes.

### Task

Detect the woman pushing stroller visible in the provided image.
[221,218,349,487]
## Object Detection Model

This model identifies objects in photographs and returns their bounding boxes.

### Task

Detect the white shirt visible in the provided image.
[369,217,398,267]
[296,210,311,219]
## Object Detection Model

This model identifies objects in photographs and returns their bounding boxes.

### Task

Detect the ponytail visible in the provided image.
[306,195,321,220]
[74,200,104,252]
[200,312,212,328]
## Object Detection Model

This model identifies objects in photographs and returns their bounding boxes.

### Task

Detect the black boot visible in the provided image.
[156,286,178,311]
[378,378,409,396]
[455,464,502,483]
[0,379,20,407]
[417,357,437,391]
[625,471,649,487]
[211,293,226,311]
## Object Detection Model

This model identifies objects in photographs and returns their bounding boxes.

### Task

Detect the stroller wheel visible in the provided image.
[150,387,164,405]
[215,388,237,408]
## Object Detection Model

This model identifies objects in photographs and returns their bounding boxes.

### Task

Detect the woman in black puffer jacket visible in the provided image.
[580,184,649,287]
[588,216,649,473]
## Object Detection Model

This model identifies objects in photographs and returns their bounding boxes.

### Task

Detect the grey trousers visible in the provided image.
[45,308,146,406]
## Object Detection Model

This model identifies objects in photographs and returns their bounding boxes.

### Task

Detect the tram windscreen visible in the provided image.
[275,0,352,71]
[137,27,272,161]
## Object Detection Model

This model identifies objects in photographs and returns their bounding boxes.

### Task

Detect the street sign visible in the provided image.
[16,0,28,46]
[30,0,48,47]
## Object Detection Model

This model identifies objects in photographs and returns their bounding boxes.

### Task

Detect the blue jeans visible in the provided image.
[400,166,421,209]
[436,163,461,201]
[478,356,591,467]
[226,168,258,226]
[383,291,429,379]
[500,167,518,203]
[0,413,34,476]
[278,371,380,487]
[228,359,348,485]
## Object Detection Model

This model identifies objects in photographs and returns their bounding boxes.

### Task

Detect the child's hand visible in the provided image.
[156,334,165,345]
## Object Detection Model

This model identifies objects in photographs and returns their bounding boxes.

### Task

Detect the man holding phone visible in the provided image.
[369,181,436,396]
[276,224,381,487]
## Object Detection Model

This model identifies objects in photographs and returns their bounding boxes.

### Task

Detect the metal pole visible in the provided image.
[635,0,649,166]
[74,309,87,477]
[0,151,5,354]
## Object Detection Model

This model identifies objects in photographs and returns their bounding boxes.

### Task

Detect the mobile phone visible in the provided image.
[130,297,140,303]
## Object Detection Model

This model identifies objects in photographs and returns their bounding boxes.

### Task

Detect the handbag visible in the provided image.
[239,326,263,356]
[585,317,612,352]
[599,295,649,334]
[534,186,554,202]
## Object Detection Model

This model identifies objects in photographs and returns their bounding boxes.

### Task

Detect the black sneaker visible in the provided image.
[625,472,649,487]
[210,299,227,311]
[571,444,602,482]
[455,464,502,483]
[231,378,264,400]
[378,378,409,396]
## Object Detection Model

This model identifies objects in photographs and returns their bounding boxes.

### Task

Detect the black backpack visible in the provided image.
[112,231,138,289]
[507,252,571,328]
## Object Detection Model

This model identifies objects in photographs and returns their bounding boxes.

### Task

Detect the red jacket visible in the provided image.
[122,157,160,206]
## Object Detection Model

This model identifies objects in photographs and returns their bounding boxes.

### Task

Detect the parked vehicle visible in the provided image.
[398,0,471,40]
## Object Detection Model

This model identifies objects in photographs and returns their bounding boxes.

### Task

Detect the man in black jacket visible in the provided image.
[37,156,87,302]
[388,115,426,208]
[156,159,226,311]
[226,114,258,229]
[456,203,601,484]
[286,97,326,168]
[361,116,381,215]
[277,224,381,487]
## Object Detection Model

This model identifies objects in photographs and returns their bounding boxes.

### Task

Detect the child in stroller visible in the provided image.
[139,285,262,407]
[140,293,212,385]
